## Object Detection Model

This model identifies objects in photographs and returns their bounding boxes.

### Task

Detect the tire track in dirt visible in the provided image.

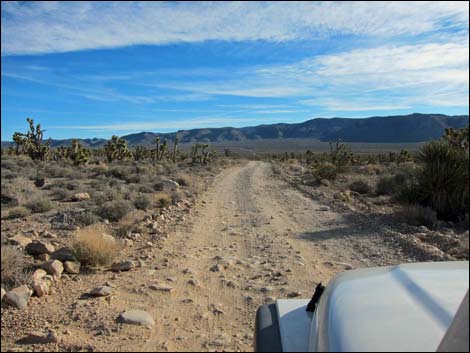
[136,161,362,352]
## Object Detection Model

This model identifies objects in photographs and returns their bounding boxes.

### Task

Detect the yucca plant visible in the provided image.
[416,139,469,221]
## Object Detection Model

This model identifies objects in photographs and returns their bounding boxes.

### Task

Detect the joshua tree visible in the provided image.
[104,135,132,162]
[13,118,51,161]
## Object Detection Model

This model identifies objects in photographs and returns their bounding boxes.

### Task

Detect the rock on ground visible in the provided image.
[118,310,155,327]
[3,285,32,309]
[111,260,133,272]
[42,260,64,278]
[25,241,55,255]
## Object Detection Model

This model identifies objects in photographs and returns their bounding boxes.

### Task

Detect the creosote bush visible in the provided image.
[312,162,337,181]
[134,194,152,211]
[25,197,53,213]
[97,200,132,222]
[71,225,120,267]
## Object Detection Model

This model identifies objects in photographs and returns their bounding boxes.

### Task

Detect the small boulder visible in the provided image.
[1,287,5,302]
[210,264,223,272]
[38,253,50,261]
[318,206,331,212]
[72,192,90,201]
[159,179,180,191]
[31,269,48,282]
[111,260,133,272]
[118,310,155,327]
[25,241,55,255]
[32,279,51,298]
[42,260,64,278]
[89,286,113,297]
[51,247,77,262]
[149,284,174,293]
[3,285,32,309]
[64,261,81,274]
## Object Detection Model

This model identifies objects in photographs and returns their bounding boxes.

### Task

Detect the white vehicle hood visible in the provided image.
[308,261,469,352]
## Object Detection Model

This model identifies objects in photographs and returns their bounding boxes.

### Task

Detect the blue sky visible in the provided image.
[1,1,469,140]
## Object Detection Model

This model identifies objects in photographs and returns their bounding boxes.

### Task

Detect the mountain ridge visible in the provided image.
[2,113,468,148]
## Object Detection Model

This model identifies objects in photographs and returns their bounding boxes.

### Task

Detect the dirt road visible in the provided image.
[131,161,407,351]
[2,161,411,352]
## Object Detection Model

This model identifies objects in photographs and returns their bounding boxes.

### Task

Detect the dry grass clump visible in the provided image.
[175,173,193,187]
[155,192,172,208]
[7,206,30,219]
[1,245,30,289]
[71,225,121,267]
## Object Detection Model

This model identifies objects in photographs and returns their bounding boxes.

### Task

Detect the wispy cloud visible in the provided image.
[1,1,468,55]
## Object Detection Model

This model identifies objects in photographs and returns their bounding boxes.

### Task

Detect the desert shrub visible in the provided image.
[138,184,154,194]
[134,194,152,210]
[72,211,100,226]
[97,200,132,222]
[155,193,171,208]
[153,181,165,191]
[64,181,80,191]
[1,159,18,171]
[376,176,399,196]
[45,165,74,178]
[400,204,438,229]
[359,164,385,175]
[105,166,136,181]
[7,206,30,219]
[50,188,73,201]
[349,180,371,194]
[2,170,17,180]
[71,225,120,267]
[1,185,19,207]
[114,223,134,238]
[170,190,185,204]
[312,162,337,181]
[25,197,53,213]
[1,245,29,289]
[176,174,192,187]
[414,140,469,221]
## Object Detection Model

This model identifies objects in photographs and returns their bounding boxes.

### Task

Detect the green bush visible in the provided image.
[25,197,53,213]
[97,200,132,222]
[415,140,469,221]
[349,180,371,194]
[312,162,337,181]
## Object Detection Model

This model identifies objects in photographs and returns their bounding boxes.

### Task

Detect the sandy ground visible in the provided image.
[1,161,415,352]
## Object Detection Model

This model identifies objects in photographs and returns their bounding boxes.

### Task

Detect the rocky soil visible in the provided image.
[1,161,467,352]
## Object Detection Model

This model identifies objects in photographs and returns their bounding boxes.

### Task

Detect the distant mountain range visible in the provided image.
[2,113,468,148]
